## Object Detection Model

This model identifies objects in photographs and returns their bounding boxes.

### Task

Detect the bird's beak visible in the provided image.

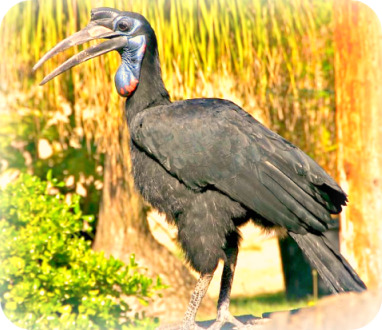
[33,19,127,85]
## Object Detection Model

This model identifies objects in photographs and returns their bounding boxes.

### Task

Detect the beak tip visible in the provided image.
[33,60,43,72]
[39,78,48,86]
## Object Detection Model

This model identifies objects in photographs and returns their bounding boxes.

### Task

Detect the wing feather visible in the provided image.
[131,98,346,232]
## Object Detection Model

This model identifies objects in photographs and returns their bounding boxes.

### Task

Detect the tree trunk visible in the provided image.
[93,122,214,321]
[334,0,382,290]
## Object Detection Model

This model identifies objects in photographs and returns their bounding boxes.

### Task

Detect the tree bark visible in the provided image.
[93,122,214,321]
[334,0,382,290]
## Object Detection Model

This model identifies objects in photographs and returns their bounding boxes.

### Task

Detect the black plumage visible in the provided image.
[35,7,366,329]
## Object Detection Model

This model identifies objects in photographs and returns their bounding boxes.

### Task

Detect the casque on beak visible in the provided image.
[33,18,127,85]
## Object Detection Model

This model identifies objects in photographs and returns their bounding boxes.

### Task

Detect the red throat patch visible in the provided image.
[121,77,139,96]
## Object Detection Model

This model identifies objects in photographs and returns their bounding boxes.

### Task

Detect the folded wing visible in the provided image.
[130,98,346,233]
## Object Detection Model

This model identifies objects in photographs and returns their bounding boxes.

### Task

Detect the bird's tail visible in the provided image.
[288,231,366,293]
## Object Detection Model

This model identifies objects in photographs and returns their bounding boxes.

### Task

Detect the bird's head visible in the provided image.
[34,7,154,98]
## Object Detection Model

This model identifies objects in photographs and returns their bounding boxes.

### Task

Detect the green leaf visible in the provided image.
[46,170,52,182]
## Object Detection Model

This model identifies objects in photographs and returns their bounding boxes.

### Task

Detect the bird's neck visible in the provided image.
[124,46,170,125]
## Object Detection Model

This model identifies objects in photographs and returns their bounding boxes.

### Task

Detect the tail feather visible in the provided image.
[289,231,366,293]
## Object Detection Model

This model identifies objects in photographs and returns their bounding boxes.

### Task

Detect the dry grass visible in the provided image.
[0,0,336,172]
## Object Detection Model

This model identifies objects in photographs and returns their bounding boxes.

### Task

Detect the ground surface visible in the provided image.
[159,290,381,329]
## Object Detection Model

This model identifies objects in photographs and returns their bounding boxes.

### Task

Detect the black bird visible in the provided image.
[34,8,366,329]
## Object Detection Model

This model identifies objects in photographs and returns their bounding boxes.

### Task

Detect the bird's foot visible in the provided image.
[180,321,207,330]
[178,320,206,330]
[207,312,245,329]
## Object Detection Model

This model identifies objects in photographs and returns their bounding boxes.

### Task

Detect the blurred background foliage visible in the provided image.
[1,0,336,193]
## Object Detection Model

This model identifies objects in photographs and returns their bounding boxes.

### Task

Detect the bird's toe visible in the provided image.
[181,322,207,330]
[207,312,246,329]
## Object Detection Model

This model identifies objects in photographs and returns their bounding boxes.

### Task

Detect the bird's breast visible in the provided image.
[129,142,249,226]
[130,143,193,220]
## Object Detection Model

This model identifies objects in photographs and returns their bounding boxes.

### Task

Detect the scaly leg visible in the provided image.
[181,273,214,330]
[209,246,244,329]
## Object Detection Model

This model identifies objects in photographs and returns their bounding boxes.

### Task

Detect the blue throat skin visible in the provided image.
[115,35,146,97]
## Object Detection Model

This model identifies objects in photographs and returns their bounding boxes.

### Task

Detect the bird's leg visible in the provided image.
[208,246,244,329]
[181,273,214,330]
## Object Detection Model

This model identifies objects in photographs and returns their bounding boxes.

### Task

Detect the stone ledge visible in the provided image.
[158,290,382,329]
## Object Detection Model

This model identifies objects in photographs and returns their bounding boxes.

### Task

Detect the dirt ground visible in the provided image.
[147,210,285,299]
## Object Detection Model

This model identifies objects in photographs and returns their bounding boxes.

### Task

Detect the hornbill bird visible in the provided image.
[34,7,366,329]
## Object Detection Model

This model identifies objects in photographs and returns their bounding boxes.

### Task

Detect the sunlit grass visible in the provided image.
[197,291,315,321]
[230,291,314,317]
[0,0,336,171]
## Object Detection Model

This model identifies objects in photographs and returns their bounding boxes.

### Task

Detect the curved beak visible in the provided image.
[34,20,127,85]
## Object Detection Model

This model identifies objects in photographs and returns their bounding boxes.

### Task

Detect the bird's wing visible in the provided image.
[130,98,346,233]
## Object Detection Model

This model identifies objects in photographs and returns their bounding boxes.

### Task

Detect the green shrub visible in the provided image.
[0,173,163,329]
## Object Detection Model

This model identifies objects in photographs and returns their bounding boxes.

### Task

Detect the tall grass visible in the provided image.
[0,0,335,172]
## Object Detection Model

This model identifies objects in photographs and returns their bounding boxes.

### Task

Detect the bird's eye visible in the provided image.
[117,20,131,32]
